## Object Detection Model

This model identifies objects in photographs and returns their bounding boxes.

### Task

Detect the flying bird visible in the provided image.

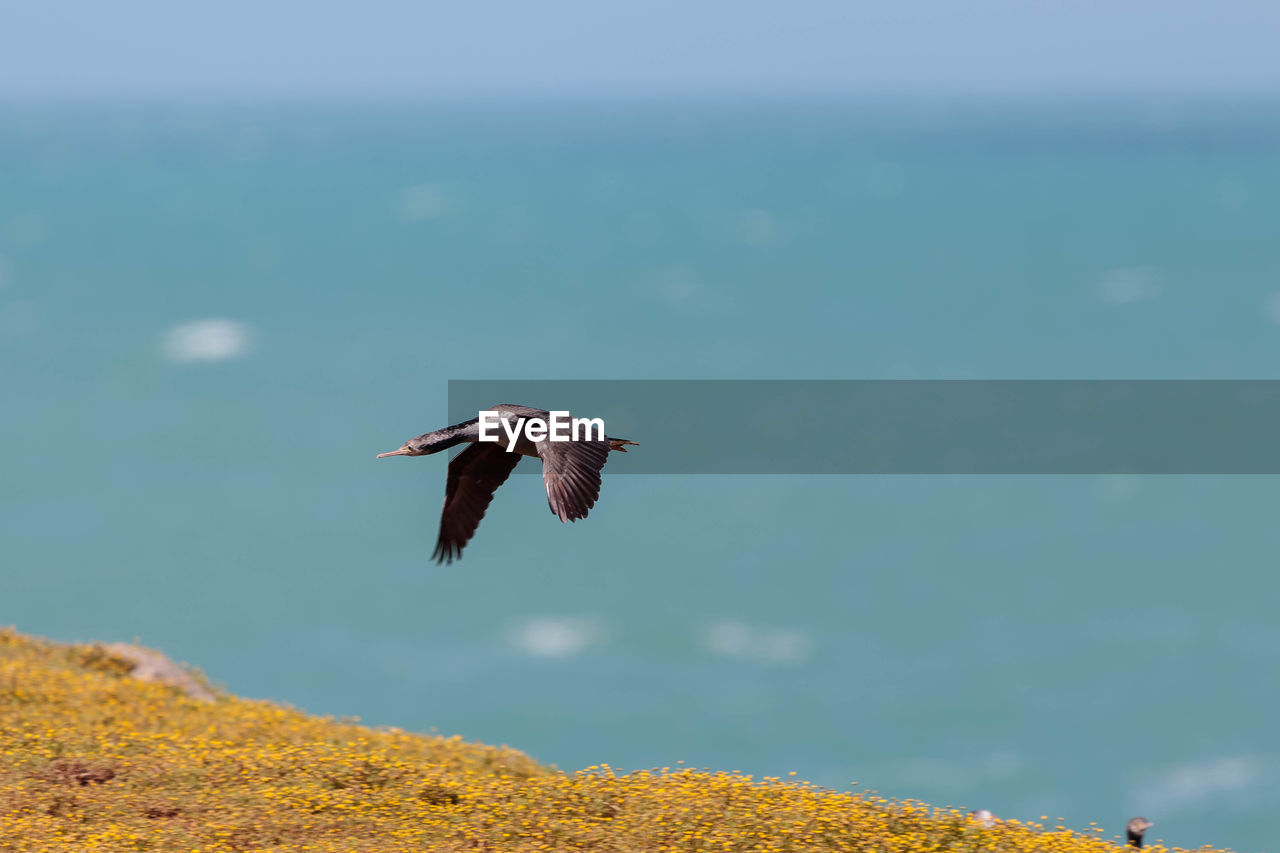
[1126,817,1154,849]
[377,404,636,563]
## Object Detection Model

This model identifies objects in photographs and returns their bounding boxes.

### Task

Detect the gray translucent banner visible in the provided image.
[447,381,1280,474]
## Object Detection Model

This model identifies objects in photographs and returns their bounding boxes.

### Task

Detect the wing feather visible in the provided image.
[432,442,522,564]
[536,437,611,523]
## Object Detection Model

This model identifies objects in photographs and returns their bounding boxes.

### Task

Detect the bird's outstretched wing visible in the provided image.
[433,442,523,564]
[536,437,611,523]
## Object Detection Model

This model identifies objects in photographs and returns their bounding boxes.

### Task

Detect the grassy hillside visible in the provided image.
[0,628,1214,852]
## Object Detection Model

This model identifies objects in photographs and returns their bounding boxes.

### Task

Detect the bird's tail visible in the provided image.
[609,439,639,453]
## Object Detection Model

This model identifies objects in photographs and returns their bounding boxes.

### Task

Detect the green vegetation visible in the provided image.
[0,628,1218,852]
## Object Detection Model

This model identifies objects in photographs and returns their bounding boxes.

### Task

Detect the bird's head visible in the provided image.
[376,434,443,458]
[1127,818,1153,835]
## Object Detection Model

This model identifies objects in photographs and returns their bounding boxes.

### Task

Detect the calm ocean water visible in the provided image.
[3,99,1280,851]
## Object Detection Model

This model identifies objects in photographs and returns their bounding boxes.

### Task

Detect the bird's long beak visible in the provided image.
[376,446,412,459]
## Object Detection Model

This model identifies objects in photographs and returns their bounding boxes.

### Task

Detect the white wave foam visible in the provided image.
[1131,755,1263,815]
[397,183,449,221]
[983,750,1023,780]
[1098,267,1161,304]
[889,757,975,793]
[881,751,1022,798]
[703,619,811,665]
[1099,474,1142,502]
[1264,292,1280,326]
[163,318,251,363]
[2,213,49,248]
[651,266,702,304]
[509,617,602,659]
[1211,180,1249,211]
[733,209,779,247]
[0,300,39,337]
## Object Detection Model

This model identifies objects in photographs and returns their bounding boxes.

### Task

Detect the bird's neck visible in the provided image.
[1127,832,1142,848]
[420,418,480,451]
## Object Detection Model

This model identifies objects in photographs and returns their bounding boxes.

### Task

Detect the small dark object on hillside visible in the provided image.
[1127,817,1154,848]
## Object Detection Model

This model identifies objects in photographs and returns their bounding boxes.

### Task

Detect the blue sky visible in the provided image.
[2,1,1279,99]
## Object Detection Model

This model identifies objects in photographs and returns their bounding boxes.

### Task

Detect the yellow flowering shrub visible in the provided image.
[0,628,1224,853]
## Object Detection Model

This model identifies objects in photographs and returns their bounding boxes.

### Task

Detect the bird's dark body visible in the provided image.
[378,404,635,563]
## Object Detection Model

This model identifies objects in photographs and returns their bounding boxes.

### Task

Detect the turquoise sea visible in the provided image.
[3,99,1280,851]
